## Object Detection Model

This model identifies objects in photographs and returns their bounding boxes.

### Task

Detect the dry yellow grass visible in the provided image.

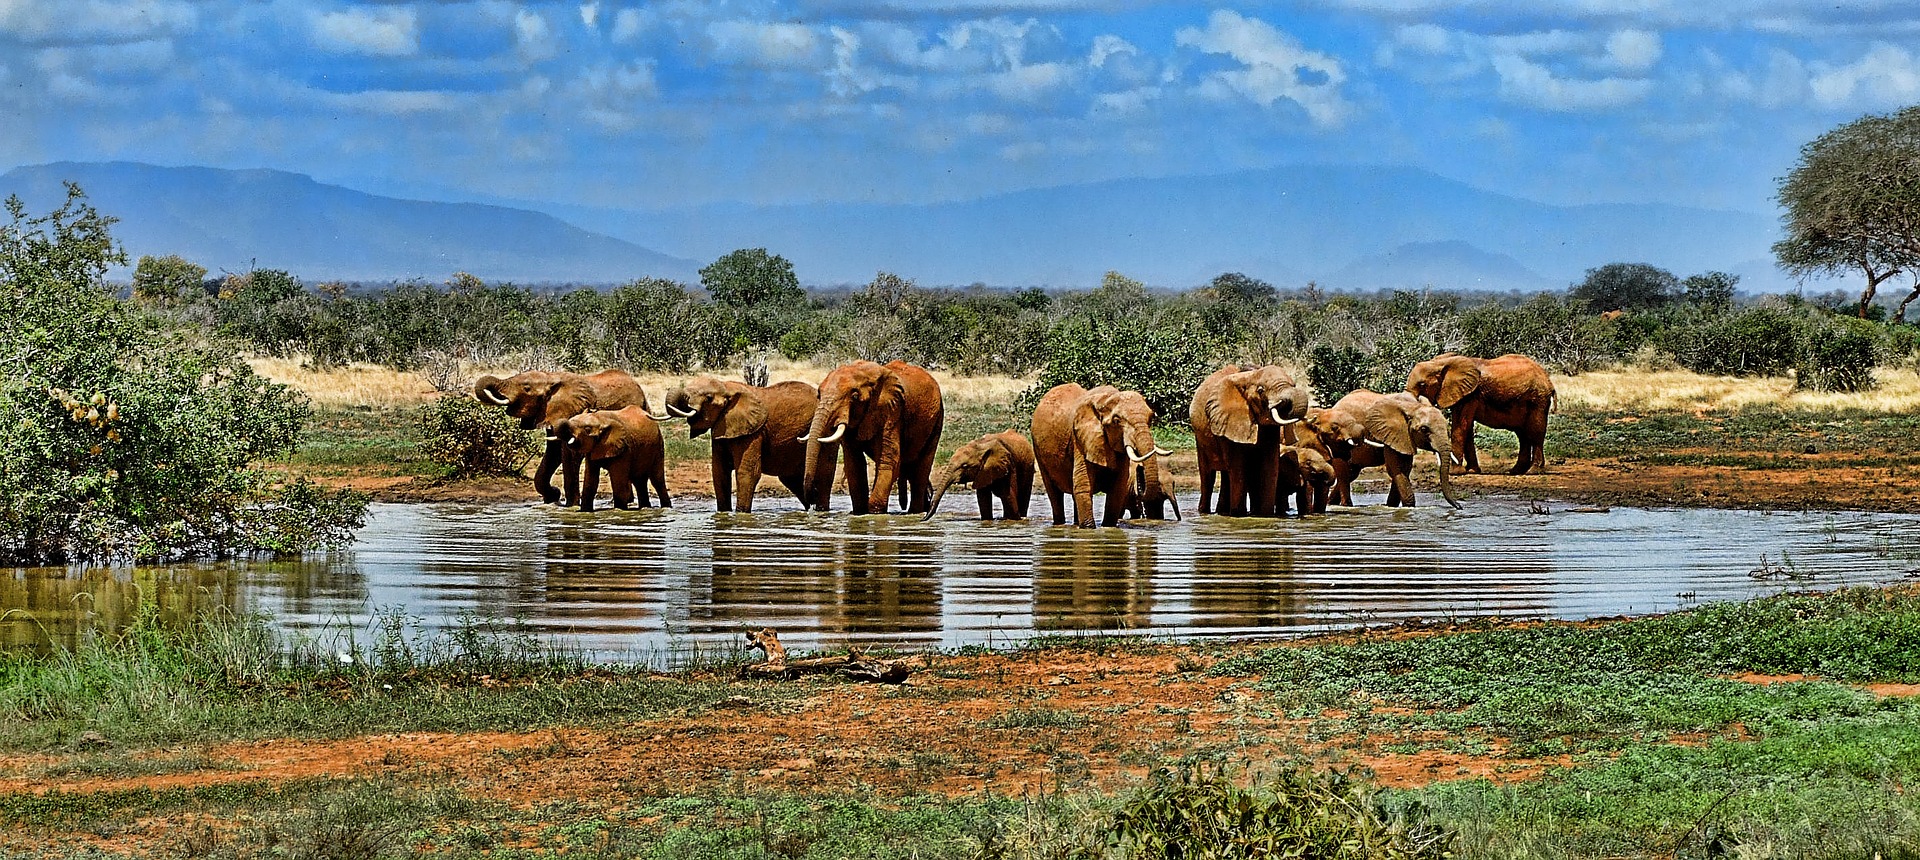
[1556,366,1920,414]
[253,354,1920,418]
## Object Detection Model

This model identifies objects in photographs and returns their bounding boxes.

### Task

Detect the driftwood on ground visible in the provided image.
[741,628,925,684]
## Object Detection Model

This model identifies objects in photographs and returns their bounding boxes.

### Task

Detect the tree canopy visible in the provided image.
[699,248,803,309]
[1773,105,1920,319]
[1570,262,1680,312]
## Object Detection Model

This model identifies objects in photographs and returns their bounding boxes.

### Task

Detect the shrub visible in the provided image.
[604,278,737,372]
[1112,762,1454,859]
[1660,305,1803,377]
[418,394,539,479]
[1796,312,1884,392]
[0,185,366,563]
[1021,311,1215,420]
[1305,345,1371,403]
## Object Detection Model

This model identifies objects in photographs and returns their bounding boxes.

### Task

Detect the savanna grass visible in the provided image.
[0,608,783,751]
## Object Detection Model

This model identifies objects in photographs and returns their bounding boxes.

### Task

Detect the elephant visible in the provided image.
[922,430,1035,521]
[666,376,834,512]
[1330,390,1462,509]
[1275,445,1336,516]
[1031,383,1171,528]
[800,360,945,515]
[473,369,652,506]
[555,406,670,512]
[1404,353,1555,475]
[1127,458,1184,522]
[1190,364,1309,516]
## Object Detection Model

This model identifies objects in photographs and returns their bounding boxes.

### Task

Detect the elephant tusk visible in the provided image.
[1270,407,1300,425]
[1125,444,1152,463]
[480,388,510,405]
[666,403,696,418]
[817,423,848,444]
[796,432,813,442]
[1363,438,1387,448]
[1153,447,1173,456]
[544,434,559,443]
[1450,452,1462,465]
[645,409,671,420]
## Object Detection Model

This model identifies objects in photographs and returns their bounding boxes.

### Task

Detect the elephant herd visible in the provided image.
[471,351,1555,527]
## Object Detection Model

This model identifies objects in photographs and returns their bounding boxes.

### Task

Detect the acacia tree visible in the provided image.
[1570,262,1680,312]
[1774,106,1920,319]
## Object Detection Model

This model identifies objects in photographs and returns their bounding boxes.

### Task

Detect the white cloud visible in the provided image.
[0,0,194,45]
[1490,54,1652,110]
[986,60,1072,101]
[611,9,648,43]
[516,9,559,62]
[708,20,826,68]
[1088,33,1133,68]
[1705,47,1808,108]
[580,3,599,30]
[1175,10,1350,127]
[1604,29,1661,72]
[1809,42,1920,109]
[310,7,417,57]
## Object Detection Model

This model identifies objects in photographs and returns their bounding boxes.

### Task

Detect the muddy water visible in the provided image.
[5,499,1917,660]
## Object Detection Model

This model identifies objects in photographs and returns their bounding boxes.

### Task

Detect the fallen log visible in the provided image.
[740,628,925,684]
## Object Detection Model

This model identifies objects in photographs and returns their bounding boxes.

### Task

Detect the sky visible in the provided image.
[5,1,1920,214]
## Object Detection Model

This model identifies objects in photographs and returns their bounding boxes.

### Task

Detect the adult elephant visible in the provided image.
[800,360,944,514]
[1404,353,1555,475]
[1331,391,1462,509]
[923,430,1035,521]
[1190,364,1308,516]
[1032,384,1171,528]
[473,370,651,505]
[555,406,669,512]
[668,376,833,512]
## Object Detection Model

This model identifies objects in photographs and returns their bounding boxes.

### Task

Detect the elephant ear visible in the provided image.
[544,380,590,426]
[1074,399,1115,469]
[1436,358,1483,409]
[856,370,905,441]
[1208,371,1260,445]
[977,439,1011,485]
[715,390,766,440]
[1364,401,1416,455]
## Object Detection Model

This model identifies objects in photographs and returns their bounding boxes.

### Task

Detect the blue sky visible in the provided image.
[5,1,1919,214]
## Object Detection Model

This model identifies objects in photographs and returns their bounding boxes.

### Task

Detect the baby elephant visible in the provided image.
[923,430,1035,521]
[558,406,670,512]
[1275,445,1335,516]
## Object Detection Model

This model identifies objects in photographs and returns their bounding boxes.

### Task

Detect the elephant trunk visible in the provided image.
[922,473,958,522]
[1271,386,1308,424]
[1141,453,1171,521]
[474,376,509,405]
[802,399,842,510]
[1434,442,1463,510]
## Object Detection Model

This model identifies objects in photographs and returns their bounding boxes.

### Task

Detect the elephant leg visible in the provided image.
[976,486,994,520]
[1013,470,1033,519]
[1331,460,1354,507]
[996,483,1019,520]
[580,461,602,513]
[779,473,806,504]
[1198,463,1214,514]
[809,444,837,512]
[1455,403,1483,474]
[845,450,871,514]
[534,439,564,504]
[652,456,671,508]
[1389,451,1416,507]
[735,438,765,513]
[711,446,733,512]
[1102,479,1130,528]
[1071,458,1096,528]
[611,459,637,509]
[870,462,900,514]
[562,443,584,507]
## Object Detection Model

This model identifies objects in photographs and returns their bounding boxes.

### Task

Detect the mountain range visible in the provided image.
[0,161,1803,293]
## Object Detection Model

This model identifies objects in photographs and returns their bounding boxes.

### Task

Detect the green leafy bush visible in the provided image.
[1658,305,1803,377]
[1021,311,1215,420]
[1112,762,1454,860]
[418,394,539,479]
[1797,311,1884,391]
[1305,345,1372,403]
[0,185,366,563]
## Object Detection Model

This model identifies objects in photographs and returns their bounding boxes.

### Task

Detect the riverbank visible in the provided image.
[266,359,1920,513]
[3,586,1918,858]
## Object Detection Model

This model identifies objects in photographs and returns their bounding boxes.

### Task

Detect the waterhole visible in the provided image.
[6,499,1916,660]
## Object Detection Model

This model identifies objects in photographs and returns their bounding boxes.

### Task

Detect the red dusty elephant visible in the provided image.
[666,376,835,512]
[1189,363,1309,516]
[1031,383,1171,528]
[923,429,1036,521]
[1328,390,1461,509]
[473,369,652,506]
[1404,352,1555,475]
[800,360,945,514]
[555,406,670,512]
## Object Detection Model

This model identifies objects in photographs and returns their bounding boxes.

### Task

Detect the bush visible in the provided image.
[1797,312,1884,391]
[1112,762,1453,859]
[1659,305,1801,377]
[1305,345,1372,403]
[418,394,540,479]
[1020,311,1215,420]
[0,186,366,563]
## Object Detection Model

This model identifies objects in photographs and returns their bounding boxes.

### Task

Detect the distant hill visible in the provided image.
[0,162,698,284]
[3,160,1809,294]
[1323,241,1555,292]
[551,164,1792,291]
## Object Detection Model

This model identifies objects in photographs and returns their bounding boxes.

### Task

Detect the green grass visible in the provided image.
[1540,407,1920,463]
[0,609,783,752]
[288,406,440,476]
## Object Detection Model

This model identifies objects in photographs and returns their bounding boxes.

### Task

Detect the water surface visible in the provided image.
[6,498,1915,661]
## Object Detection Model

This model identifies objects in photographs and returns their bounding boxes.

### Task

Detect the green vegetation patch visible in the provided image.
[1215,587,1920,754]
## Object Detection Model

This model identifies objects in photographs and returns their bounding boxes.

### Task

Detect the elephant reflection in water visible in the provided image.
[1187,533,1309,631]
[833,515,941,636]
[1031,532,1157,632]
[0,567,242,654]
[695,529,842,632]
